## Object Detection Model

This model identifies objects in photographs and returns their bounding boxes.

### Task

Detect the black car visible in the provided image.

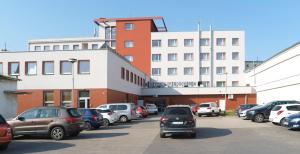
[246,100,300,123]
[160,105,196,138]
[235,104,257,117]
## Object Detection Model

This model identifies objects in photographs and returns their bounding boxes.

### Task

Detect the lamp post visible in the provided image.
[69,58,77,107]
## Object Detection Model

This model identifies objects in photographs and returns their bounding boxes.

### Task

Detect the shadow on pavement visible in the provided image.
[100,125,132,130]
[6,141,74,153]
[74,132,129,140]
[170,127,232,139]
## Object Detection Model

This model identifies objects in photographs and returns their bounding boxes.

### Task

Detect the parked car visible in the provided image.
[95,109,118,127]
[146,104,158,115]
[282,113,300,130]
[0,114,12,151]
[160,105,196,138]
[136,106,149,118]
[240,105,262,120]
[8,107,85,140]
[236,104,257,117]
[197,102,221,117]
[269,104,300,125]
[246,100,300,123]
[97,103,136,123]
[190,104,198,115]
[77,108,103,130]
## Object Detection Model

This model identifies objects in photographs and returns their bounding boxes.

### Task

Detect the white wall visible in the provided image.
[0,80,17,119]
[246,43,300,104]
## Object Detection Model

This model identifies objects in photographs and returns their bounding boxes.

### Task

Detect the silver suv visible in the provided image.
[97,103,136,122]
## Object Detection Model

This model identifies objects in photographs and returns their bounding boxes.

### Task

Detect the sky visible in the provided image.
[1,0,300,61]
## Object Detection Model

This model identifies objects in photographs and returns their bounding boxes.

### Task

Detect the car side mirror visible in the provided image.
[18,116,25,121]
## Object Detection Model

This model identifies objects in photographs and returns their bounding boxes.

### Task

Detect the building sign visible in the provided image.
[147,81,199,88]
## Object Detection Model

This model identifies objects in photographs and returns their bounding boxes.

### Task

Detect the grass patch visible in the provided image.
[224,110,236,116]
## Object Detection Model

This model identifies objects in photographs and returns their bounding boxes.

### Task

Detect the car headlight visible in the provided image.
[248,110,255,114]
[291,118,300,123]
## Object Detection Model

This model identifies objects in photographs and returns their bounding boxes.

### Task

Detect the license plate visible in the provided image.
[172,121,183,125]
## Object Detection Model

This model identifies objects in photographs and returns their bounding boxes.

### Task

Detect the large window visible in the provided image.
[168,68,177,76]
[216,67,226,75]
[184,53,194,61]
[216,38,226,46]
[184,39,193,47]
[43,61,54,75]
[44,91,54,107]
[0,62,3,75]
[25,61,37,75]
[200,67,209,75]
[60,61,72,75]
[232,66,239,74]
[124,41,134,48]
[232,52,239,60]
[152,68,161,76]
[232,38,239,46]
[61,90,72,107]
[78,60,90,74]
[8,62,19,76]
[200,53,209,61]
[124,23,134,30]
[168,39,177,47]
[152,54,161,62]
[216,81,226,87]
[152,40,161,47]
[200,38,210,46]
[168,53,177,61]
[216,52,226,60]
[184,67,193,75]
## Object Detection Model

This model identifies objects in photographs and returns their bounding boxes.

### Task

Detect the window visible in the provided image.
[92,44,98,49]
[39,109,59,118]
[44,91,54,106]
[61,90,72,107]
[8,62,19,76]
[124,23,134,30]
[216,67,226,75]
[232,81,239,87]
[168,39,177,47]
[168,53,177,61]
[184,39,193,47]
[184,53,194,61]
[200,53,209,60]
[43,61,54,75]
[134,74,137,84]
[20,109,40,119]
[121,67,125,79]
[111,40,116,47]
[152,68,161,76]
[168,68,177,75]
[124,41,134,48]
[111,27,116,39]
[53,45,60,50]
[117,105,127,110]
[232,38,239,46]
[105,27,110,39]
[152,40,161,47]
[60,61,72,75]
[200,67,209,75]
[130,72,133,83]
[200,38,210,46]
[63,45,70,50]
[152,54,161,62]
[137,76,140,85]
[44,46,50,51]
[109,105,118,111]
[232,52,239,60]
[184,67,193,75]
[216,38,226,46]
[0,63,3,75]
[232,66,239,74]
[126,70,129,81]
[25,61,37,75]
[202,81,210,87]
[216,81,226,87]
[73,45,80,50]
[34,46,41,51]
[216,52,226,60]
[124,55,133,62]
[78,60,90,74]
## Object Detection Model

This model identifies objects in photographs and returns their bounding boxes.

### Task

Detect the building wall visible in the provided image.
[0,80,17,118]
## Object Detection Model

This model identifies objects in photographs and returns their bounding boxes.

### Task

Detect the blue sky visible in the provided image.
[1,0,300,60]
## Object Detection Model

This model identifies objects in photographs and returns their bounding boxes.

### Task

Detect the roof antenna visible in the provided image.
[1,42,7,51]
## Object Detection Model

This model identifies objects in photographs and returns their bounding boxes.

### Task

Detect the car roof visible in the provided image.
[167,105,191,108]
[276,104,300,107]
[31,106,71,110]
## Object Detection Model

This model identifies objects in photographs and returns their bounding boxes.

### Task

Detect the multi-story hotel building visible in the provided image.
[0,16,256,113]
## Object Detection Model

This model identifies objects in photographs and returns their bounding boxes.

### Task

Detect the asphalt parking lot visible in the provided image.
[4,116,300,154]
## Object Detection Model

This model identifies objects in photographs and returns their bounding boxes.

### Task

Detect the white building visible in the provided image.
[0,75,18,118]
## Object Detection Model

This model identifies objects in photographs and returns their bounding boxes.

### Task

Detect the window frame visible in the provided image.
[168,39,178,47]
[8,62,20,76]
[184,67,193,75]
[168,68,177,76]
[60,61,72,75]
[0,62,3,75]
[152,40,162,47]
[61,90,72,107]
[168,53,178,61]
[232,52,239,60]
[200,38,210,46]
[63,45,70,51]
[152,68,161,76]
[124,40,134,48]
[184,53,194,61]
[124,23,134,30]
[121,67,125,79]
[78,60,90,75]
[25,61,37,76]
[200,67,209,75]
[216,52,226,60]
[184,39,194,47]
[152,54,161,62]
[216,67,226,75]
[216,38,226,46]
[43,91,54,107]
[42,61,54,75]
[232,38,239,46]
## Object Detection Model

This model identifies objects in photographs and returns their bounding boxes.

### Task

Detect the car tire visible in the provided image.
[280,118,286,126]
[0,143,8,151]
[160,133,166,138]
[190,133,196,138]
[119,116,128,123]
[254,114,264,123]
[85,122,93,130]
[50,126,65,140]
[103,119,110,127]
[272,122,279,125]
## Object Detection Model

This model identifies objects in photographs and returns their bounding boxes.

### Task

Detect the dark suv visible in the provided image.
[160,105,196,138]
[77,108,103,130]
[8,107,85,140]
[246,100,300,123]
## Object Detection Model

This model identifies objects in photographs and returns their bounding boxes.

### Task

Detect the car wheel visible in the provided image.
[160,133,166,138]
[119,116,128,123]
[103,119,110,127]
[190,133,196,138]
[280,118,286,126]
[0,143,8,151]
[198,114,201,117]
[85,122,93,130]
[50,127,65,140]
[254,114,264,123]
[70,131,80,137]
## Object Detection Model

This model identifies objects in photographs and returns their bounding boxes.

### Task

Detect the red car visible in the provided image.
[136,106,149,118]
[190,104,199,115]
[0,114,12,151]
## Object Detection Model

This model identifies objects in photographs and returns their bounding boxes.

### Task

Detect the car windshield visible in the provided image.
[164,107,192,116]
[200,104,210,107]
[0,115,6,124]
[67,108,81,118]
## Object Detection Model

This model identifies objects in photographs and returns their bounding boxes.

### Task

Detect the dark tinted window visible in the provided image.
[39,109,59,118]
[109,105,118,111]
[90,109,99,115]
[164,107,192,116]
[0,115,6,124]
[272,106,282,111]
[287,105,300,111]
[67,108,81,117]
[200,104,210,107]
[117,105,127,110]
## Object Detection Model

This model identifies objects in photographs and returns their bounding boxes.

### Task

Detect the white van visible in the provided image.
[97,103,136,122]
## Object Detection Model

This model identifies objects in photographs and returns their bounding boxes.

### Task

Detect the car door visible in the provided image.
[109,105,119,118]
[12,109,40,135]
[117,105,129,118]
[34,109,59,134]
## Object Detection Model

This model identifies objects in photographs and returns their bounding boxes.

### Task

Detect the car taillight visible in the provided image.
[160,116,169,123]
[277,110,284,115]
[92,115,98,121]
[108,112,112,115]
[65,117,77,123]
[207,107,212,110]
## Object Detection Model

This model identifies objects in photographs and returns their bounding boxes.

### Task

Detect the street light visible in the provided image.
[69,58,77,107]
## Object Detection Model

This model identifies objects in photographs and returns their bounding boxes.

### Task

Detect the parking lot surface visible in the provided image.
[4,116,300,154]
